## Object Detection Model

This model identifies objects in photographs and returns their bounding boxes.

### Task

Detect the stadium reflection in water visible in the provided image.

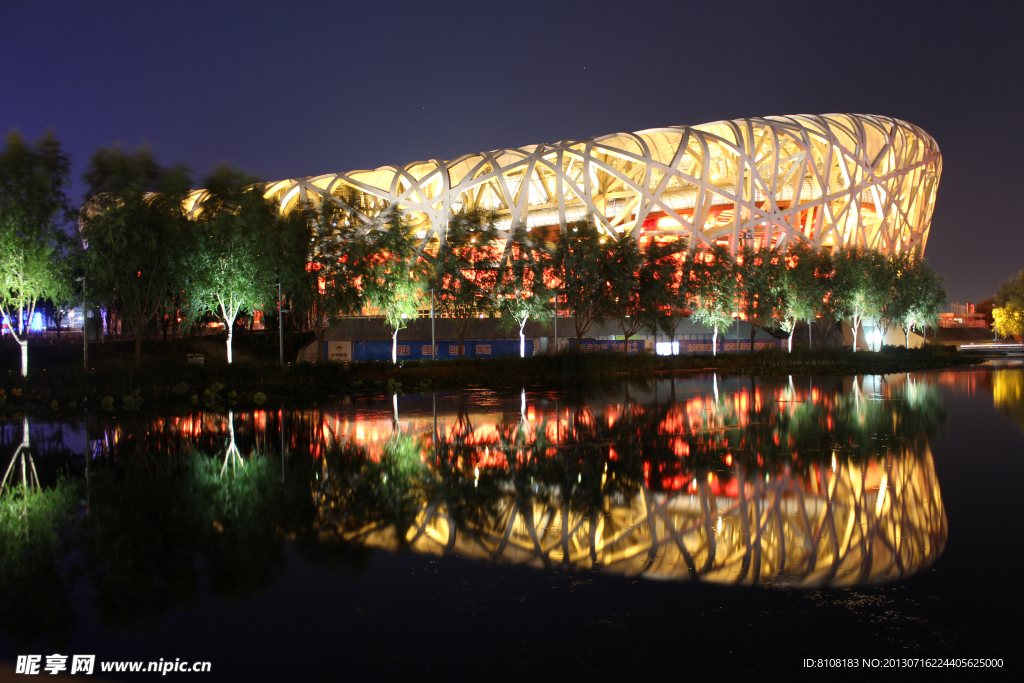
[26,373,945,589]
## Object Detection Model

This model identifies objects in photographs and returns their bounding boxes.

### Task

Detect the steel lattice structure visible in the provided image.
[183,113,941,258]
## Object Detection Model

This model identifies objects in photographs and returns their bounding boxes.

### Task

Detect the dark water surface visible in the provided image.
[1,365,1021,679]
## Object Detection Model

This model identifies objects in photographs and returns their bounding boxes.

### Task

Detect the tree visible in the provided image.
[0,130,72,376]
[429,210,498,359]
[992,270,1024,344]
[897,256,946,348]
[494,226,551,357]
[684,246,735,356]
[554,218,613,346]
[993,303,1024,343]
[995,270,1024,309]
[43,236,82,351]
[860,251,923,351]
[646,240,691,355]
[81,144,190,367]
[363,214,427,364]
[736,245,786,352]
[180,166,281,364]
[831,247,885,351]
[779,241,823,352]
[300,189,371,362]
[604,235,679,347]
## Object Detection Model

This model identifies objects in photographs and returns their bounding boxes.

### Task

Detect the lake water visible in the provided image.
[1,364,1021,678]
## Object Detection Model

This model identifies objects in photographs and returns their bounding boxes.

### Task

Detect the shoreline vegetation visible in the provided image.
[0,341,981,416]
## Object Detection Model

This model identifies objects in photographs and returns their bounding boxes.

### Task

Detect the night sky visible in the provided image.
[2,0,1021,303]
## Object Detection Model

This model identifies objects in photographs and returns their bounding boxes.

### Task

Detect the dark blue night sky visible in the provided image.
[2,0,1021,302]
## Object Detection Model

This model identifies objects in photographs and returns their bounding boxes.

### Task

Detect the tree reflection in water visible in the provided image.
[993,368,1024,433]
[315,375,948,587]
[0,374,949,648]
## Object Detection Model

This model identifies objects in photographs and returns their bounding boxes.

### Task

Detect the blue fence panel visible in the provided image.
[566,339,646,354]
[675,338,783,354]
[718,339,784,353]
[341,339,533,362]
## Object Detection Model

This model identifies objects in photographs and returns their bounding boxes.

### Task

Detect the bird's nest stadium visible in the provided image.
[183,113,941,259]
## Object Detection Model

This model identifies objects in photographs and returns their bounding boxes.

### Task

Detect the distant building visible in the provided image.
[938,302,987,329]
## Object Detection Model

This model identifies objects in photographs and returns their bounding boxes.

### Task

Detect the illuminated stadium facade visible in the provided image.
[184,113,941,258]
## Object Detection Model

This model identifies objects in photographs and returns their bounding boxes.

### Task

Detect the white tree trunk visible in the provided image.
[788,329,793,353]
[519,320,526,358]
[851,320,859,352]
[712,327,718,356]
[392,328,398,364]
[19,340,28,377]
[226,324,234,364]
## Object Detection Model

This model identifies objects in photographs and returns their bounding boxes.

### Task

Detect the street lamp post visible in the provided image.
[75,276,87,370]
[277,283,285,366]
[429,288,436,361]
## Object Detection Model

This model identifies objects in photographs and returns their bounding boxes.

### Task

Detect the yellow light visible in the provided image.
[657,217,682,228]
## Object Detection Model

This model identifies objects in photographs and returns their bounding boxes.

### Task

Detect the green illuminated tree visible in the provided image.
[43,237,82,351]
[302,189,371,362]
[429,210,499,358]
[863,252,911,350]
[605,236,681,347]
[494,226,551,357]
[736,245,786,352]
[180,166,282,364]
[778,241,827,352]
[896,256,946,348]
[684,245,736,356]
[362,214,427,364]
[553,218,614,347]
[831,246,885,351]
[0,130,72,376]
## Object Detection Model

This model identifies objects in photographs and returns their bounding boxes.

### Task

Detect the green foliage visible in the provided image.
[554,219,614,343]
[0,130,72,376]
[362,214,428,363]
[896,256,946,346]
[494,226,552,355]
[605,236,681,342]
[180,167,279,363]
[779,241,826,350]
[302,189,371,361]
[429,210,499,357]
[994,270,1024,309]
[81,144,191,366]
[736,245,787,349]
[684,245,735,354]
[831,246,885,350]
[0,479,83,648]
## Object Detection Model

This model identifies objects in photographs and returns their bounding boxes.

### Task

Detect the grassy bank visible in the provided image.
[0,341,981,416]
